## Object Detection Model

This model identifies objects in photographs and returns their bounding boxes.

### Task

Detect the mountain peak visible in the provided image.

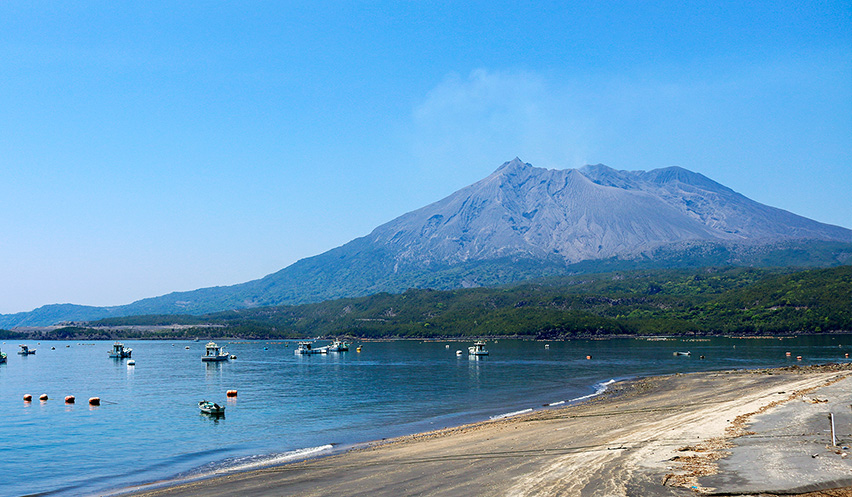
[495,157,532,173]
[640,166,725,191]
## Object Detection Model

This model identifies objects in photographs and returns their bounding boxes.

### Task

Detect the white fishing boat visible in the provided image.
[18,344,36,355]
[201,342,230,362]
[0,347,6,363]
[108,342,133,358]
[294,341,328,355]
[468,341,489,356]
[326,339,349,352]
[198,400,225,415]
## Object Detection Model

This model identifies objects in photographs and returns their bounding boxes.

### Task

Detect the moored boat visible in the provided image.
[18,344,36,355]
[326,339,349,352]
[108,342,133,359]
[674,351,691,356]
[294,341,328,355]
[198,400,225,415]
[468,341,489,356]
[0,347,6,363]
[201,342,230,362]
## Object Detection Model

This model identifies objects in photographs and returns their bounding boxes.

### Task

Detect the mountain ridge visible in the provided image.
[3,158,851,328]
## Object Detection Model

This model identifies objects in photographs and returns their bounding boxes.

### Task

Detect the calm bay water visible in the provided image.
[1,336,850,497]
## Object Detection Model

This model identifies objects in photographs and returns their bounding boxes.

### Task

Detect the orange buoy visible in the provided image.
[88,397,100,406]
[39,394,48,401]
[786,352,792,356]
[226,390,238,397]
[797,356,802,361]
[586,355,592,360]
[65,395,75,404]
[23,394,32,402]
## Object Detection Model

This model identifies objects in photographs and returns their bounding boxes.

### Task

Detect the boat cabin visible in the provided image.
[202,342,229,362]
[468,341,489,356]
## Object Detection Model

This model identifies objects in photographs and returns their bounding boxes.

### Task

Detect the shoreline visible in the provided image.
[122,363,852,497]
[111,376,624,497]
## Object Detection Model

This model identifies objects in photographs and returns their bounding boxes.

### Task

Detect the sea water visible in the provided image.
[1,336,849,497]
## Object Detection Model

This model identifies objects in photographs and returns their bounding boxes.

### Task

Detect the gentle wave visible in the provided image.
[208,444,335,475]
[569,379,616,403]
[105,445,336,496]
[544,378,617,407]
[490,408,533,420]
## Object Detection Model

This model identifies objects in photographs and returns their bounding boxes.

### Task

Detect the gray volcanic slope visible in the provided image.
[3,158,851,327]
[370,158,851,265]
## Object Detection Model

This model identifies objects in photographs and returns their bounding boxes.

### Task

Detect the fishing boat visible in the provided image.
[294,341,328,355]
[18,344,36,355]
[201,342,230,362]
[468,341,489,356]
[326,339,349,352]
[674,351,691,356]
[0,347,6,363]
[108,342,133,359]
[198,400,225,415]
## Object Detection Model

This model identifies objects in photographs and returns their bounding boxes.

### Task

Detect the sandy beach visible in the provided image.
[126,364,852,497]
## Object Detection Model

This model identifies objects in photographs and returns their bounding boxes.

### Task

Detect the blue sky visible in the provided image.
[1,1,850,314]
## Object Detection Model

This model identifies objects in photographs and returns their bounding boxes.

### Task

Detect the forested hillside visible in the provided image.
[15,265,849,340]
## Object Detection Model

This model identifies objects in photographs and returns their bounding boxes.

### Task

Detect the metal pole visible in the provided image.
[830,413,837,446]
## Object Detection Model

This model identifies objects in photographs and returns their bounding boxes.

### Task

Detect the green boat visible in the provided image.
[198,400,225,415]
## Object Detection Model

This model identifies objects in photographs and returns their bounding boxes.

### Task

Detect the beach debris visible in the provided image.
[663,375,849,491]
[801,396,828,404]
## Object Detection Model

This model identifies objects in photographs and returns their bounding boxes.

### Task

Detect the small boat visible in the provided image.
[198,400,225,415]
[202,342,230,362]
[18,344,36,355]
[108,342,133,359]
[326,339,350,352]
[0,348,6,364]
[468,341,489,356]
[674,351,691,356]
[294,341,328,355]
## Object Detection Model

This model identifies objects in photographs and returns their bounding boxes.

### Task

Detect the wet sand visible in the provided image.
[126,365,852,497]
